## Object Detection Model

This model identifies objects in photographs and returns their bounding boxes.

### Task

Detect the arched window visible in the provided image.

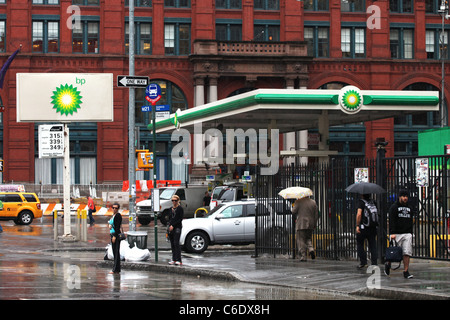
[135,79,188,125]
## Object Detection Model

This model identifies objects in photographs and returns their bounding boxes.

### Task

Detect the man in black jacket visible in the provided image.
[386,190,414,278]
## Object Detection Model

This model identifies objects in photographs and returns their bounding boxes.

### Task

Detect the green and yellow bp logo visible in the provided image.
[339,86,363,114]
[51,84,83,116]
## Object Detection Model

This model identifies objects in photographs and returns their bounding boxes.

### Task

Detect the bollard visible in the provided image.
[53,209,58,240]
[76,209,81,240]
[81,209,87,242]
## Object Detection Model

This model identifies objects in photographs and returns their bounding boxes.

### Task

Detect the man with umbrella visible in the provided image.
[355,194,379,268]
[284,188,318,261]
[346,182,384,269]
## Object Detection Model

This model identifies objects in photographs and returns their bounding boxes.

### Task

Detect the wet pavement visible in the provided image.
[0,216,449,301]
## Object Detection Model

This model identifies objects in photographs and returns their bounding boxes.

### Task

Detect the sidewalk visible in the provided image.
[98,247,450,300]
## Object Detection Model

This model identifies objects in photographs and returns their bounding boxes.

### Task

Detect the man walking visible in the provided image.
[292,196,318,261]
[356,194,379,269]
[386,190,414,279]
[87,195,95,226]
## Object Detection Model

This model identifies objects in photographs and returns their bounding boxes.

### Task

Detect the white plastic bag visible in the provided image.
[120,239,131,260]
[125,243,151,261]
[105,240,131,261]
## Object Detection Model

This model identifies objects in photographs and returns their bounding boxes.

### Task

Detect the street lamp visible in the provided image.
[439,0,449,127]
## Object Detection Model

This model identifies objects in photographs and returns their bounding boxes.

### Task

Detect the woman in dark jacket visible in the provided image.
[168,195,184,266]
[109,203,122,274]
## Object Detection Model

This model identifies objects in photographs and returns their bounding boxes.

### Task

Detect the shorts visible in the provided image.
[394,233,413,256]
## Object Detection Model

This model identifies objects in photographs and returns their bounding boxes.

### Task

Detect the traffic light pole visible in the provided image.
[128,0,136,232]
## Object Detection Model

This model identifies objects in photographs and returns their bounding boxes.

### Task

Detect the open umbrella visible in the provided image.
[345,182,386,194]
[278,186,313,200]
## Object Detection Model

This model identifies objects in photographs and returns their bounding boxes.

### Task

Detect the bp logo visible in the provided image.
[51,84,83,116]
[339,86,363,114]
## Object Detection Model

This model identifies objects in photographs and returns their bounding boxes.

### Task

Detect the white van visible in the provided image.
[136,186,208,225]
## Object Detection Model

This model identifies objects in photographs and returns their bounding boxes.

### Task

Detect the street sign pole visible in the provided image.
[146,83,161,262]
[128,0,137,232]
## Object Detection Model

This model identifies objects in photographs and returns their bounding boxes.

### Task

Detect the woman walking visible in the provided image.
[109,203,122,274]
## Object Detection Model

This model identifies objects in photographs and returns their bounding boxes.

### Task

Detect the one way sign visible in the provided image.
[117,75,149,88]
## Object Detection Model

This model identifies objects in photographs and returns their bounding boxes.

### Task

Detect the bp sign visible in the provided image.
[339,86,363,114]
[16,73,114,123]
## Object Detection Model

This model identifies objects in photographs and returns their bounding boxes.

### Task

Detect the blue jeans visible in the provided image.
[88,209,95,224]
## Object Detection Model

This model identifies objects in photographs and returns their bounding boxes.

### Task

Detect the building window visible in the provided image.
[165,0,189,7]
[254,0,279,10]
[35,138,97,184]
[164,23,190,55]
[341,0,365,12]
[390,28,414,59]
[32,21,59,53]
[390,0,413,13]
[425,0,440,13]
[135,79,187,125]
[304,0,328,11]
[254,24,280,41]
[216,23,242,41]
[33,0,59,4]
[341,27,365,58]
[305,26,329,58]
[73,21,99,54]
[73,0,100,5]
[426,29,449,60]
[126,22,152,55]
[216,0,241,9]
[0,21,5,53]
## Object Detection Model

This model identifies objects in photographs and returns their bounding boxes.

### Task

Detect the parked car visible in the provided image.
[209,184,247,211]
[0,192,43,225]
[136,185,208,225]
[181,200,256,253]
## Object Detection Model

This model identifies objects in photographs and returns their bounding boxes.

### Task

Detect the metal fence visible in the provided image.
[255,154,450,261]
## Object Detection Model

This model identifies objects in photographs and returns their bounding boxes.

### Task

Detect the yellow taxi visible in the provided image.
[0,192,43,225]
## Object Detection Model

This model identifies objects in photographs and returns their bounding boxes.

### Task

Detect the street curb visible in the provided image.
[354,287,450,300]
[98,259,450,300]
[98,260,243,282]
[98,260,361,299]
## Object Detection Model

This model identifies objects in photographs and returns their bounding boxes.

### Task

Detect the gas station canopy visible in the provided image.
[151,87,439,134]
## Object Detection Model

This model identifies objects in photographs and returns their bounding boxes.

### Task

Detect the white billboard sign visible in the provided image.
[16,73,113,122]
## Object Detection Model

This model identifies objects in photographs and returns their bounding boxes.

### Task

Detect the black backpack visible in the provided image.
[362,199,379,228]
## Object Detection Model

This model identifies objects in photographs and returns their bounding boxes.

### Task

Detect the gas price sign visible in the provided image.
[39,124,64,158]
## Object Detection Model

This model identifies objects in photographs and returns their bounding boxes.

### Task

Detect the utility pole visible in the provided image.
[128,0,136,231]
[439,0,449,127]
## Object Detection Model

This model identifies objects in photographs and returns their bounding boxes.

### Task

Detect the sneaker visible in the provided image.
[384,263,391,276]
[403,270,413,279]
[168,260,175,265]
[175,261,183,266]
[357,264,367,269]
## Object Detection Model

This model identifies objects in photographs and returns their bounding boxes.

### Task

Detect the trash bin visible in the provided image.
[126,231,148,249]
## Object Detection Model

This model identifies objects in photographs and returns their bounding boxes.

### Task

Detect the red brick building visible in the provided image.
[0,0,447,184]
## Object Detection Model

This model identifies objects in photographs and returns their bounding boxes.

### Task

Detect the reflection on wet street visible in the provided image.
[0,217,356,300]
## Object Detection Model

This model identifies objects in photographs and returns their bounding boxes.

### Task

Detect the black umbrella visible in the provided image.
[345,182,386,194]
